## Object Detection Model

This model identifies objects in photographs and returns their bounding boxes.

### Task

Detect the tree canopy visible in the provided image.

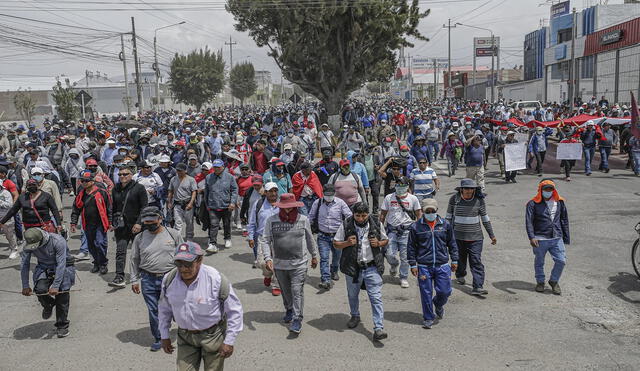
[13,89,36,124]
[227,0,429,120]
[229,62,257,106]
[169,48,225,111]
[52,78,78,121]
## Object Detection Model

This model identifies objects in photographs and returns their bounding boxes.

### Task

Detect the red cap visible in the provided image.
[339,159,350,167]
[500,126,508,131]
[175,140,186,146]
[252,175,263,184]
[85,158,98,166]
[400,145,409,151]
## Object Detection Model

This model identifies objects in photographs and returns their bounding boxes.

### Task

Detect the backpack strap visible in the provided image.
[162,267,178,301]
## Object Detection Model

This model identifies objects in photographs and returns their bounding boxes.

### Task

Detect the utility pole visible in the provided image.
[131,17,143,114]
[491,34,496,103]
[568,7,577,110]
[443,19,456,98]
[119,33,132,118]
[154,35,159,112]
[225,36,237,106]
[408,55,413,100]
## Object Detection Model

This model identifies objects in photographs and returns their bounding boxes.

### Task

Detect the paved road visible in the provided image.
[1,154,639,370]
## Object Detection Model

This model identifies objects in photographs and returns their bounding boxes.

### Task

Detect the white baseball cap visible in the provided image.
[264,182,278,191]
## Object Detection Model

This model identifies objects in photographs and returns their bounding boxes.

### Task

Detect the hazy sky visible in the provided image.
[0,0,627,90]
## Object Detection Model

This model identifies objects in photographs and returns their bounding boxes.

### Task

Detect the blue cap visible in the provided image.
[174,241,205,262]
[212,159,224,167]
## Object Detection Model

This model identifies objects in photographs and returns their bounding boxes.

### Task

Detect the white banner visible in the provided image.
[505,142,527,172]
[556,142,583,160]
[515,133,529,145]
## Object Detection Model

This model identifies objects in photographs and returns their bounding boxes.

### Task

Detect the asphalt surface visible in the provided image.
[0,151,639,371]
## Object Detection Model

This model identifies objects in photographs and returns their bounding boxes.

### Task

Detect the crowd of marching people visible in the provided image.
[1,95,638,370]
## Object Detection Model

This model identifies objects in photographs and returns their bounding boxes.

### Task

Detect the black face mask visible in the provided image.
[27,185,38,193]
[144,223,160,232]
[355,218,369,228]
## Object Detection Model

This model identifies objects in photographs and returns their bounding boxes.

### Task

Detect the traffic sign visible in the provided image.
[75,90,92,105]
[289,93,301,103]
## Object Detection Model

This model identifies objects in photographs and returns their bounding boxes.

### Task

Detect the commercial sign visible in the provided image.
[474,37,499,58]
[412,58,431,68]
[600,29,623,45]
[450,73,465,87]
[550,1,570,19]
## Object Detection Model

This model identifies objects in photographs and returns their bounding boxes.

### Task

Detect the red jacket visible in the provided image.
[291,171,323,200]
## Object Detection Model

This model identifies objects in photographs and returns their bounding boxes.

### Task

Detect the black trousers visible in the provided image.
[505,170,517,181]
[35,278,70,329]
[561,160,575,177]
[114,227,135,277]
[534,151,546,174]
[369,179,380,213]
[208,209,231,243]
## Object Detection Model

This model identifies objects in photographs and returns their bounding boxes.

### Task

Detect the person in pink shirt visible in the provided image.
[158,241,243,370]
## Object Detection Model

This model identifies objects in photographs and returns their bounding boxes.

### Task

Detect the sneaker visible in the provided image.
[347,315,361,329]
[252,260,257,269]
[206,243,218,254]
[8,249,19,260]
[271,288,281,296]
[282,309,293,324]
[74,252,90,261]
[549,280,561,295]
[108,276,126,289]
[99,265,108,275]
[471,287,488,296]
[236,223,243,230]
[90,265,100,273]
[150,341,161,352]
[372,329,388,341]
[511,179,517,183]
[42,304,53,320]
[389,265,398,277]
[456,277,465,285]
[535,282,545,293]
[318,281,331,290]
[435,306,444,319]
[263,277,272,287]
[289,318,302,334]
[56,328,70,338]
[224,239,232,248]
[331,271,340,281]
[400,279,409,288]
[422,320,433,329]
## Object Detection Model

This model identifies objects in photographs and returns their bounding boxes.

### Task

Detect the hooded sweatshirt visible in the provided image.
[346,150,369,188]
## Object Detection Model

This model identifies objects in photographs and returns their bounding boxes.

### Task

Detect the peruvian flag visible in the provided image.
[631,91,640,139]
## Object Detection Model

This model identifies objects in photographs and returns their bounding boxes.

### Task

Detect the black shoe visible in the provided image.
[108,276,126,289]
[535,282,545,292]
[456,277,465,285]
[471,287,488,296]
[373,329,388,341]
[57,328,69,338]
[347,315,360,329]
[42,305,53,320]
[318,281,331,290]
[511,179,517,183]
[548,280,561,295]
[90,265,100,273]
[331,272,340,281]
[99,265,108,275]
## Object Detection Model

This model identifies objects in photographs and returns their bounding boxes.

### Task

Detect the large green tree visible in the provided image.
[52,78,78,121]
[169,48,225,110]
[229,62,257,106]
[13,89,36,124]
[227,0,429,126]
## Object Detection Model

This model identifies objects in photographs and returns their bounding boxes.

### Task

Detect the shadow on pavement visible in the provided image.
[228,252,254,265]
[116,327,177,347]
[0,262,21,271]
[493,280,540,295]
[306,313,381,347]
[607,272,640,304]
[232,277,271,295]
[13,321,56,340]
[242,310,284,331]
[384,311,423,326]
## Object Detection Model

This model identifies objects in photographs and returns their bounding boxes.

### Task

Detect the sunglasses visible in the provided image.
[175,260,196,268]
[32,173,43,176]
[118,173,131,177]
[143,166,151,169]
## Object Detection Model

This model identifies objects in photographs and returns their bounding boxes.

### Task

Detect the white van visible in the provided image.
[511,101,542,111]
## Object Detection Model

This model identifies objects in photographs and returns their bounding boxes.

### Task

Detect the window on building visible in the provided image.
[557,28,572,43]
[551,61,570,80]
[580,55,594,79]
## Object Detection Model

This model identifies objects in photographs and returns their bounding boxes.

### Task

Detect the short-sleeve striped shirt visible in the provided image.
[410,167,437,196]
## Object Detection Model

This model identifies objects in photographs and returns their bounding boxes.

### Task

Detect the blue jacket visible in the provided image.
[346,150,369,188]
[525,199,570,244]
[411,144,431,163]
[407,216,459,267]
[204,170,238,210]
[528,128,553,153]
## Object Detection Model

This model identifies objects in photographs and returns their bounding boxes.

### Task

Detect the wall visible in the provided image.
[494,79,543,102]
[0,90,51,121]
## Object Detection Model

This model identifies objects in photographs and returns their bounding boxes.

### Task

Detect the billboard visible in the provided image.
[474,37,499,58]
[550,1,570,19]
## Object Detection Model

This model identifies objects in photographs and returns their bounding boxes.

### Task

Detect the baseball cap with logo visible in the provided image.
[24,228,44,252]
[174,241,205,262]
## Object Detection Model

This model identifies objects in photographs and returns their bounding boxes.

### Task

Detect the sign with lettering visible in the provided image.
[600,30,623,45]
[550,1,570,19]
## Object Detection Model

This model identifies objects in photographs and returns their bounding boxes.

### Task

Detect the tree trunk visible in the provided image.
[323,94,344,132]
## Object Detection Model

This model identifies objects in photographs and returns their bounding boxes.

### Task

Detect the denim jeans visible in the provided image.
[633,151,640,175]
[140,271,163,342]
[345,266,384,330]
[317,233,342,283]
[417,264,452,321]
[385,230,409,279]
[455,239,485,289]
[208,209,231,244]
[85,224,108,267]
[599,146,611,170]
[79,228,89,254]
[532,238,566,283]
[428,140,439,160]
[583,146,595,174]
[300,196,317,217]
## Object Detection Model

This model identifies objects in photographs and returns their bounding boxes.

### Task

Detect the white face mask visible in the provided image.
[324,195,334,203]
[395,185,409,196]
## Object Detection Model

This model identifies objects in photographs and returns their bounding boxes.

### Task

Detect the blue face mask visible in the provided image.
[32,175,44,182]
[542,190,554,199]
[425,213,437,222]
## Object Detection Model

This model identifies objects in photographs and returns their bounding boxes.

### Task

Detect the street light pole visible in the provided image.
[456,23,496,102]
[154,21,185,112]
